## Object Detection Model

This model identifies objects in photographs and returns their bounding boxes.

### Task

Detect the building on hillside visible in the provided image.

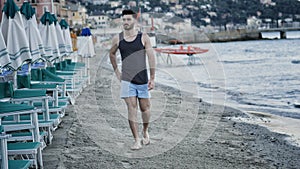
[128,1,137,7]
[83,0,108,5]
[93,0,109,5]
[109,1,121,8]
[87,15,110,29]
[141,13,165,33]
[66,3,87,27]
[139,13,192,35]
[166,16,192,32]
[0,0,87,28]
[55,0,68,19]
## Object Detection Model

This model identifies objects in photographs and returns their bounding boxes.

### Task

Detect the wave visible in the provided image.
[244,49,255,53]
[250,107,300,119]
[286,89,300,95]
[238,100,278,108]
[226,90,243,97]
[219,59,265,64]
[197,82,219,89]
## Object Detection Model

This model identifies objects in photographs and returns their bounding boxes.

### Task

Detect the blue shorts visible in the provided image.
[120,81,150,99]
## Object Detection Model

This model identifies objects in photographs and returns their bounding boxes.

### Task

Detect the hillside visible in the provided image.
[80,0,300,28]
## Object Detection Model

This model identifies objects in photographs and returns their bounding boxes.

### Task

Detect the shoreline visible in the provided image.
[94,30,300,47]
[42,46,300,168]
[231,110,300,147]
[154,64,300,148]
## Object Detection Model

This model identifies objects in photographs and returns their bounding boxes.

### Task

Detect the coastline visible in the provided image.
[42,46,300,168]
[153,29,300,44]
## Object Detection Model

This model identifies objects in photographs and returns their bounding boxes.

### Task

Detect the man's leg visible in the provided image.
[139,98,151,145]
[124,97,141,149]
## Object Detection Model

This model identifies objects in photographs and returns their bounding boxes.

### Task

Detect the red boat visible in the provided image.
[155,46,209,65]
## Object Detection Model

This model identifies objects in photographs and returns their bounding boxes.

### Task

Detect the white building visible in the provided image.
[110,1,121,8]
[67,3,88,26]
[87,15,110,28]
[91,0,109,5]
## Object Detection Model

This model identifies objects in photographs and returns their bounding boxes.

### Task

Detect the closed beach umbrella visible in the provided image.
[39,11,60,62]
[1,0,32,70]
[20,1,45,62]
[52,14,67,57]
[80,28,92,36]
[0,31,10,68]
[77,27,95,84]
[59,19,73,55]
[77,27,95,58]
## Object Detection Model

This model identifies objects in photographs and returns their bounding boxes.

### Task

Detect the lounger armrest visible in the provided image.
[0,98,10,102]
[31,81,65,85]
[11,96,49,102]
[0,134,12,139]
[0,108,42,117]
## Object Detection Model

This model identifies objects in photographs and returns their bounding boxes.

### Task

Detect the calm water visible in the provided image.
[213,38,300,118]
[155,36,300,119]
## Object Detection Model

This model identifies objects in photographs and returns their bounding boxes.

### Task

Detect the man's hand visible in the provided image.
[148,79,155,90]
[110,35,121,81]
[116,70,121,81]
[143,33,155,91]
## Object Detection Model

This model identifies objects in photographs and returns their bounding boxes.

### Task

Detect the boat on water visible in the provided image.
[154,45,209,65]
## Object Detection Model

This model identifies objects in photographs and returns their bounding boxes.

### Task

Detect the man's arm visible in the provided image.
[109,35,121,81]
[143,33,156,90]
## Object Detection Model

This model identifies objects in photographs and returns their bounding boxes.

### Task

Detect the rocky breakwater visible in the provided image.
[204,29,261,42]
[157,29,261,44]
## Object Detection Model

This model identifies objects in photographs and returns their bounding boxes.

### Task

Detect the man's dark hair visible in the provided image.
[122,9,137,19]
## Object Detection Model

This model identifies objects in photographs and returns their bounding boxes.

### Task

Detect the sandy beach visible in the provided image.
[42,46,300,169]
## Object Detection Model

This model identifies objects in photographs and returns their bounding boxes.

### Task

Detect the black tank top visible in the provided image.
[118,31,148,84]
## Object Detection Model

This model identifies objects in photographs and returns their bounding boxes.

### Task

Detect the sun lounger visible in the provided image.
[0,103,43,168]
[16,70,67,122]
[31,62,84,104]
[0,81,54,144]
[7,142,42,167]
[49,62,88,103]
[31,64,67,99]
[1,132,31,169]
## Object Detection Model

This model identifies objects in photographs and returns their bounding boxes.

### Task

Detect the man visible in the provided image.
[109,9,156,150]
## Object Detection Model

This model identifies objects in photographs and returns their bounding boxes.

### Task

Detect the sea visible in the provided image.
[154,31,300,120]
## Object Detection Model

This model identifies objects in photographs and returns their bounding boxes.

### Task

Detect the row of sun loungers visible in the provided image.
[1,0,95,167]
[0,58,89,169]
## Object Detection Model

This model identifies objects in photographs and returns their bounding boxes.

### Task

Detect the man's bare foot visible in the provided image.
[142,131,150,145]
[131,140,142,150]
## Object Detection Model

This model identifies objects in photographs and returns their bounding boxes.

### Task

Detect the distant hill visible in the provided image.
[77,0,300,28]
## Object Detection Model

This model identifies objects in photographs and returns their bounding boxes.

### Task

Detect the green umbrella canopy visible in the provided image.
[2,0,20,19]
[52,14,58,25]
[40,11,55,25]
[59,19,69,29]
[20,1,36,20]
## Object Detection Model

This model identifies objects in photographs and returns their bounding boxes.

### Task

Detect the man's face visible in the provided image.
[122,15,135,30]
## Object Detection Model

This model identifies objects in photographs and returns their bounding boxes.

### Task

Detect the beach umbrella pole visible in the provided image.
[13,71,17,89]
[87,57,90,84]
